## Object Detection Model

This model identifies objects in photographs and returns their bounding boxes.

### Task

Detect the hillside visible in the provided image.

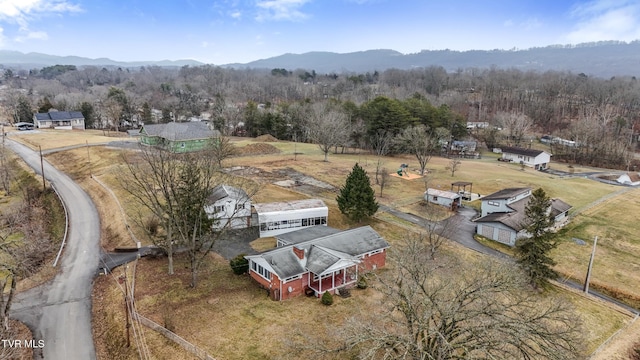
[2,41,640,78]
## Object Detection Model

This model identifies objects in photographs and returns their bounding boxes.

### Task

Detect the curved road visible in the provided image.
[7,139,100,359]
[379,203,640,315]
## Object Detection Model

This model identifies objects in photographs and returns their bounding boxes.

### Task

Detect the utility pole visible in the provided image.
[584,236,598,294]
[39,145,45,191]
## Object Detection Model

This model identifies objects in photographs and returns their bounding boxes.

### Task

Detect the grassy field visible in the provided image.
[8,132,639,358]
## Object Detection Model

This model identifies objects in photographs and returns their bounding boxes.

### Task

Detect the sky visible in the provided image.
[0,0,639,65]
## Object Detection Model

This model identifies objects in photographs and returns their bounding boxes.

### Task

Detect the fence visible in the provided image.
[134,313,216,360]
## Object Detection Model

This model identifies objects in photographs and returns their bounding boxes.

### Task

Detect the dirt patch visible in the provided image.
[236,143,280,156]
[254,134,278,142]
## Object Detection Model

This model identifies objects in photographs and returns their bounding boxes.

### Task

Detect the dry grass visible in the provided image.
[553,188,640,308]
[9,129,131,151]
[8,134,636,358]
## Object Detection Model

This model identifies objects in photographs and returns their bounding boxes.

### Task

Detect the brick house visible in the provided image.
[245,225,389,301]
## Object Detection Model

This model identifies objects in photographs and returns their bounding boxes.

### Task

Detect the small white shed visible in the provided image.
[424,188,462,210]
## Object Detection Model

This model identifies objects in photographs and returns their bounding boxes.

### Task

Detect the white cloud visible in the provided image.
[566,0,640,43]
[15,30,48,42]
[230,10,242,19]
[255,0,310,22]
[0,0,81,28]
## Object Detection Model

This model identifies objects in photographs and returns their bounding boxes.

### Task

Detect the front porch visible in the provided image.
[308,264,358,296]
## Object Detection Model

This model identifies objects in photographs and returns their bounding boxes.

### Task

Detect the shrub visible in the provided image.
[357,277,368,289]
[144,216,160,236]
[230,254,249,275]
[321,291,334,306]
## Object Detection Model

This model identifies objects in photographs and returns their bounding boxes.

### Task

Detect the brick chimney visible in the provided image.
[293,246,305,260]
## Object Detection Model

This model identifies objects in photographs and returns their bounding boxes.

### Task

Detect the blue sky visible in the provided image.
[0,0,639,64]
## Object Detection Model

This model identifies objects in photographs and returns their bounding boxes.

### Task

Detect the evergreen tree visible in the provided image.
[141,102,152,124]
[515,188,558,288]
[336,163,378,222]
[79,101,95,129]
[14,96,33,123]
[37,97,54,113]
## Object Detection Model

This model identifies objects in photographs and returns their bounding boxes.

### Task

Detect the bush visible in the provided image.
[321,291,334,306]
[357,277,368,289]
[230,254,249,275]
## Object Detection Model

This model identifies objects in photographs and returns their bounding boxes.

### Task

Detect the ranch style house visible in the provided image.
[139,121,220,153]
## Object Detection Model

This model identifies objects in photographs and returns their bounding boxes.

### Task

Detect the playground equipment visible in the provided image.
[396,163,409,176]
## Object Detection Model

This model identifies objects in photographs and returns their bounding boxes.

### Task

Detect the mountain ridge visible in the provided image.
[2,41,640,78]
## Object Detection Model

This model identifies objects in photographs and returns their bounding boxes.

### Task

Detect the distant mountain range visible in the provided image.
[2,41,640,78]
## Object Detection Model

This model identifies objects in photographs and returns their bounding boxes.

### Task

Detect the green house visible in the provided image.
[139,122,220,153]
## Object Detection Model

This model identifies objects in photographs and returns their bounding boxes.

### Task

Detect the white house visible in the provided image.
[204,185,252,229]
[500,146,551,170]
[253,199,328,237]
[474,187,572,246]
[33,111,85,130]
[424,188,461,210]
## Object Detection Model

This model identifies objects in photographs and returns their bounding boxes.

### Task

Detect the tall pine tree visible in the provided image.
[515,188,558,288]
[336,163,378,222]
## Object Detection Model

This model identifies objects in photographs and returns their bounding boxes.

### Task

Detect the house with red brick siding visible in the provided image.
[245,225,389,301]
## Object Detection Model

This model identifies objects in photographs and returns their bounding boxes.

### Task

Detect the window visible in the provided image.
[432,196,438,201]
[214,205,225,213]
[180,142,185,148]
[251,261,271,281]
[235,203,245,210]
[284,275,301,282]
[487,201,499,206]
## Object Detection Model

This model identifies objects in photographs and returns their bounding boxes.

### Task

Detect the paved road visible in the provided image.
[379,203,640,315]
[7,139,100,359]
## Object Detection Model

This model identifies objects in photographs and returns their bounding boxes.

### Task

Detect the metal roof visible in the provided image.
[426,188,461,199]
[253,199,327,214]
[500,146,549,157]
[141,121,219,141]
[34,111,84,121]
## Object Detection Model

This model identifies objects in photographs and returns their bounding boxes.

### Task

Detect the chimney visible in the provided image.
[293,246,305,260]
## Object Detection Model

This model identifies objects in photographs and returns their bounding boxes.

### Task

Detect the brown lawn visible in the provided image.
[18,135,637,358]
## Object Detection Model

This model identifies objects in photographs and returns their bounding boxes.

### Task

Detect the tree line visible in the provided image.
[2,63,638,168]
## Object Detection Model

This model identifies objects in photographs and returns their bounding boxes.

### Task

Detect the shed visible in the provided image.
[424,188,461,210]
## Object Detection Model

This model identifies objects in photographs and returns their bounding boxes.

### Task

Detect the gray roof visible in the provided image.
[253,199,327,214]
[141,122,219,141]
[34,111,84,121]
[482,188,531,201]
[501,146,549,157]
[551,198,572,217]
[207,185,249,204]
[276,225,342,246]
[247,226,389,279]
[475,196,572,231]
[475,197,529,231]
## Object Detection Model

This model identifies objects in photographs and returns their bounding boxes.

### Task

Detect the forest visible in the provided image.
[2,62,639,169]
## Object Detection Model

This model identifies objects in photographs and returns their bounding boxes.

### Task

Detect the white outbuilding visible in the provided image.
[253,199,328,237]
[424,188,462,210]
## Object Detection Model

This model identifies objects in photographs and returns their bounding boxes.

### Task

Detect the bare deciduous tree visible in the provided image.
[307,103,351,162]
[495,111,533,147]
[397,125,438,175]
[348,248,582,359]
[446,156,462,177]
